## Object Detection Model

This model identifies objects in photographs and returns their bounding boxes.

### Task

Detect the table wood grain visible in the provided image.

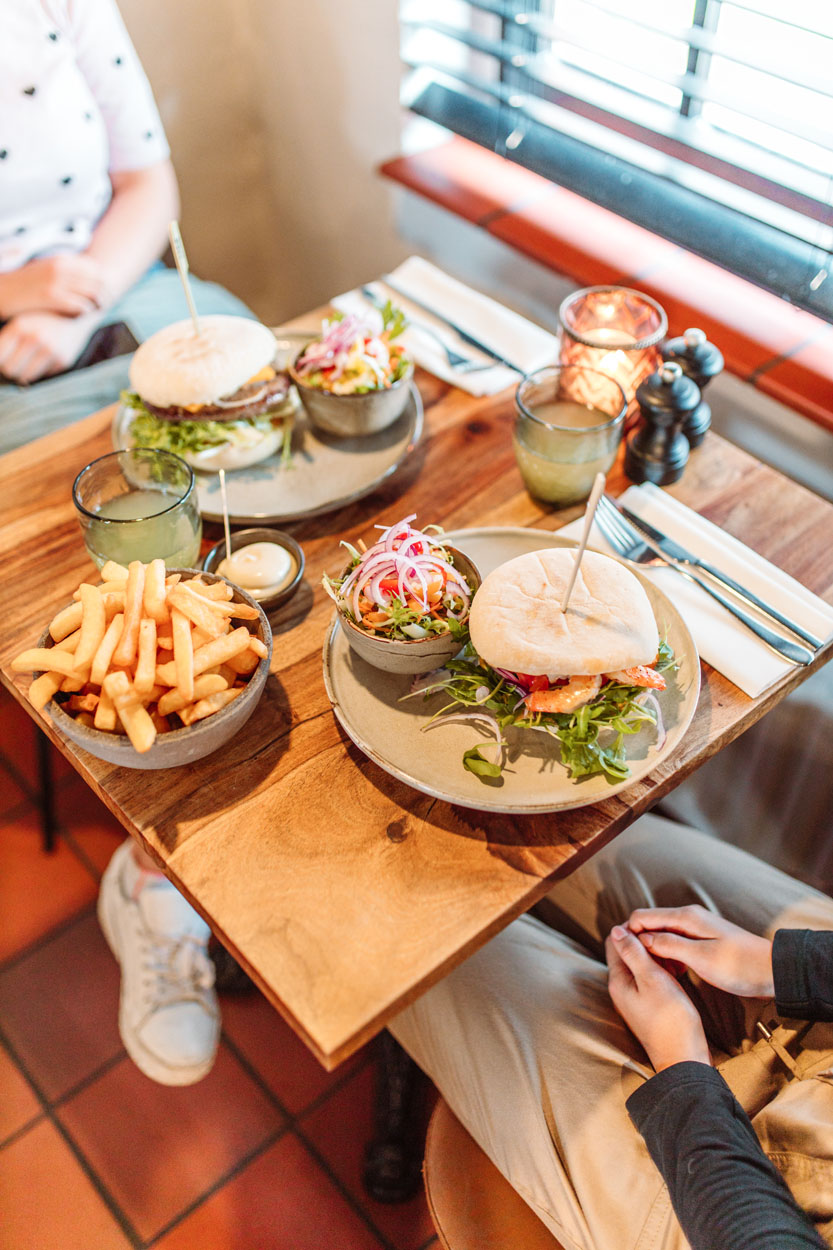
[2,372,832,1067]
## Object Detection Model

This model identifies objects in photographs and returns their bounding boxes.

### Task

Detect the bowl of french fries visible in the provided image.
[12,558,272,769]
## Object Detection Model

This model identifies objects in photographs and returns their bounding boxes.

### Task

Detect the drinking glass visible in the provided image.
[73,449,202,569]
[513,365,627,507]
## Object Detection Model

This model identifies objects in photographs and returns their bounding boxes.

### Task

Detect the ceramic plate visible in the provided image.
[112,332,422,524]
[322,528,700,814]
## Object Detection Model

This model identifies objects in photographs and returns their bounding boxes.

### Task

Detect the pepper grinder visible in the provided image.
[624,362,699,485]
[662,327,724,447]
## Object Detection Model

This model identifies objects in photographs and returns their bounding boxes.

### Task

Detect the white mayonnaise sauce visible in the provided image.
[217,542,294,599]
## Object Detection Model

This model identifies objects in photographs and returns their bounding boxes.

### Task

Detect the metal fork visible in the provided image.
[360,286,495,374]
[594,494,813,666]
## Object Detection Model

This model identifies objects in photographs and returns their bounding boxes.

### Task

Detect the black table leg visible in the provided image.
[363,1030,425,1203]
[35,730,58,854]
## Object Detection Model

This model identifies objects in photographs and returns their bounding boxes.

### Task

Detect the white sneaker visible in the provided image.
[98,841,220,1086]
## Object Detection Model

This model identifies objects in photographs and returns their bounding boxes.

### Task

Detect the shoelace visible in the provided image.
[141,934,216,1013]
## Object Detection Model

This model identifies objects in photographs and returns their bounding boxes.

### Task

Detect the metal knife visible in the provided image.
[620,505,824,651]
[379,274,525,373]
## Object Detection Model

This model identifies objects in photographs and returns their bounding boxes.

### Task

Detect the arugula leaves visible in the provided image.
[425,643,676,784]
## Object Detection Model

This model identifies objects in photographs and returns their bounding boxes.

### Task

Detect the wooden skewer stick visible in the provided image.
[561,472,607,613]
[169,221,201,336]
[218,469,233,565]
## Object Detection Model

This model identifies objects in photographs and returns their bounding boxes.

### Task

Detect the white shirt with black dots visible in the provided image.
[0,0,170,273]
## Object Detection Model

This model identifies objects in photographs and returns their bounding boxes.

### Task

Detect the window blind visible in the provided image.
[400,0,833,322]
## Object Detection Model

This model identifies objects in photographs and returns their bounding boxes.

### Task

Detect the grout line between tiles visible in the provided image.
[143,1122,289,1248]
[221,1031,396,1250]
[0,1018,144,1249]
[0,1110,46,1153]
[51,1050,126,1110]
[0,901,96,977]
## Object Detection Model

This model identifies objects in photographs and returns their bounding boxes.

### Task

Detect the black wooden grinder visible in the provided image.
[624,361,699,485]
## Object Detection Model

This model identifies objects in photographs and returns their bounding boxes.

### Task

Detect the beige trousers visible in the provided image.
[391,813,833,1250]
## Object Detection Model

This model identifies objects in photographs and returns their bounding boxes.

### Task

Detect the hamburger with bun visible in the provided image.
[123,315,295,472]
[425,546,673,781]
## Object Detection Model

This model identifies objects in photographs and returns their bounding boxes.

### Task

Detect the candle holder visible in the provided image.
[558,286,667,428]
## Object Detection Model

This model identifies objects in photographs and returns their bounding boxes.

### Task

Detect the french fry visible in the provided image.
[150,709,173,734]
[192,595,259,621]
[157,673,228,717]
[90,613,124,686]
[171,608,194,702]
[74,579,126,599]
[134,618,158,693]
[60,672,87,692]
[112,562,145,667]
[101,560,129,582]
[190,626,216,650]
[74,583,107,670]
[248,636,268,659]
[103,671,156,753]
[12,647,85,677]
[28,671,65,711]
[143,559,168,624]
[68,692,100,715]
[156,628,173,650]
[53,628,81,654]
[49,600,83,642]
[75,711,96,728]
[168,585,227,638]
[178,687,243,725]
[189,580,233,601]
[94,687,117,731]
[102,590,126,619]
[225,648,259,676]
[165,573,182,588]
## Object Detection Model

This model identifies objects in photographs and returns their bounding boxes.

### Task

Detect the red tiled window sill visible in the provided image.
[380,138,833,434]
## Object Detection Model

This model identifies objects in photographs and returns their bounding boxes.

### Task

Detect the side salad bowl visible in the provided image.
[335,545,481,676]
[289,306,414,438]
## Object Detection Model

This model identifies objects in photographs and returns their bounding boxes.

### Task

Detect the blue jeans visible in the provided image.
[0,265,254,455]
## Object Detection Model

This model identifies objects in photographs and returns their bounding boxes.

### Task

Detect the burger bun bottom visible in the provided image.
[182,426,284,473]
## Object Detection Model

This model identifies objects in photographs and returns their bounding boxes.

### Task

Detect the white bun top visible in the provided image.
[469,548,658,677]
[128,315,277,407]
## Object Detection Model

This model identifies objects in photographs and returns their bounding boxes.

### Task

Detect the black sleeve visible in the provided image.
[627,1062,826,1250]
[773,930,833,1021]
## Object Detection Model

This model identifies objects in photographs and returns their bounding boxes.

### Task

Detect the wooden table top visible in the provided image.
[2,370,832,1068]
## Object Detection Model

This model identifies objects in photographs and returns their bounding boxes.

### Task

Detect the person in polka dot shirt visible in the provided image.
[0,0,252,451]
[0,0,253,1085]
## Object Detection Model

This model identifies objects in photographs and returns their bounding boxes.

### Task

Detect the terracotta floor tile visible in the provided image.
[0,810,98,963]
[154,1132,384,1250]
[221,989,368,1114]
[0,912,122,1102]
[302,1062,437,1250]
[0,1038,42,1144]
[57,1045,284,1242]
[56,772,127,877]
[0,1118,133,1249]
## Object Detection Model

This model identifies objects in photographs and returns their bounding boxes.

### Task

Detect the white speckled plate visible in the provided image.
[322,528,700,814]
[112,332,422,524]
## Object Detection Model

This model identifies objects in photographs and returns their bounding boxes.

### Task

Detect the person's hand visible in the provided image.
[0,255,109,319]
[0,312,95,384]
[627,905,774,999]
[606,925,711,1073]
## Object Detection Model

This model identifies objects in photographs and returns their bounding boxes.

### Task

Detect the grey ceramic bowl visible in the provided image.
[337,546,481,675]
[290,355,415,437]
[37,569,272,770]
[202,527,304,612]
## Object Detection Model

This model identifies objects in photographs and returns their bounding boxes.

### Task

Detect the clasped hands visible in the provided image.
[606,905,775,1073]
[0,255,111,384]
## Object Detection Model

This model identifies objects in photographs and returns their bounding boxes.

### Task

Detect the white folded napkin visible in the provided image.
[333,256,557,396]
[558,482,833,698]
